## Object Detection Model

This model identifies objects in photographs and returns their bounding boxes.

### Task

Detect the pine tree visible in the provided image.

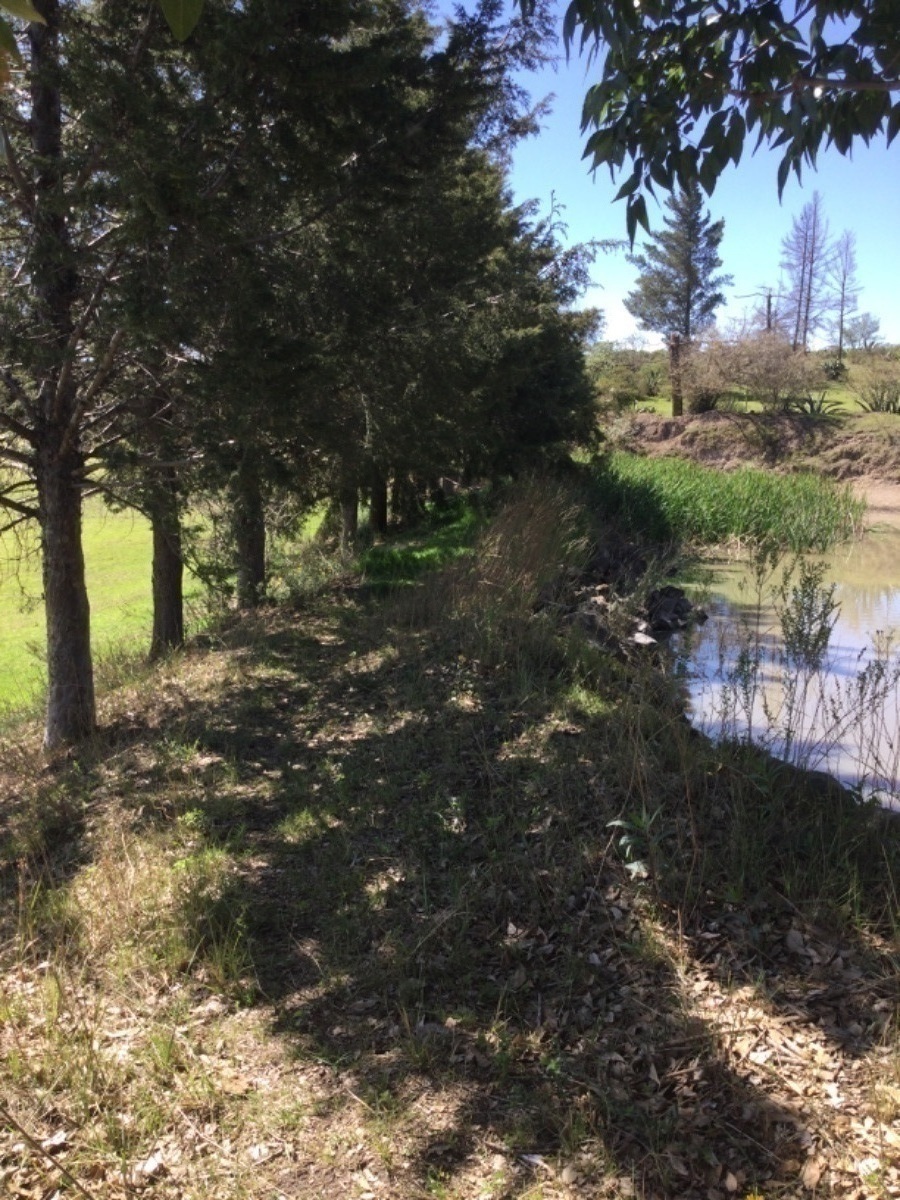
[624,184,731,342]
[624,184,731,415]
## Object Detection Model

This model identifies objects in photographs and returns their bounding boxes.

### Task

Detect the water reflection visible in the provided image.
[680,526,900,800]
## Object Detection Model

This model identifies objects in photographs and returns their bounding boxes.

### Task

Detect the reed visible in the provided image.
[591,451,864,551]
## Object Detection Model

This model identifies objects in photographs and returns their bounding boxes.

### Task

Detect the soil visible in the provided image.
[611,410,900,523]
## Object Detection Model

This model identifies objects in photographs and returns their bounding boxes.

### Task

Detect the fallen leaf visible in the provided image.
[785,929,806,955]
[801,1159,823,1189]
[133,1152,166,1181]
[41,1131,69,1153]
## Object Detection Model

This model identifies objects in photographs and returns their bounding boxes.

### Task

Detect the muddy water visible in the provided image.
[681,491,900,800]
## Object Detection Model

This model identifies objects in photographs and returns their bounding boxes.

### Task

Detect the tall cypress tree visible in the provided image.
[624,184,731,415]
[624,183,732,343]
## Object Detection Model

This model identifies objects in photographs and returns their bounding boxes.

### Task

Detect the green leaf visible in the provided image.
[887,103,900,147]
[613,168,641,202]
[562,1,579,53]
[726,111,745,164]
[159,0,203,41]
[625,194,648,246]
[777,154,790,198]
[698,110,727,151]
[698,152,719,196]
[0,0,45,24]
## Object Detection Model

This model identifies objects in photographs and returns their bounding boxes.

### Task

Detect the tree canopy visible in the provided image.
[549,0,900,240]
[0,0,598,747]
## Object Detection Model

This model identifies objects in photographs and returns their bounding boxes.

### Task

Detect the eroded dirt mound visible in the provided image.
[612,410,900,484]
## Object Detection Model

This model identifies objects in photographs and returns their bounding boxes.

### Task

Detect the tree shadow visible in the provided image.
[102,596,896,1197]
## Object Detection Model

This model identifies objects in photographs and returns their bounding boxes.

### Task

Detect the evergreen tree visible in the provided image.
[624,184,732,344]
[624,184,731,416]
[0,0,445,742]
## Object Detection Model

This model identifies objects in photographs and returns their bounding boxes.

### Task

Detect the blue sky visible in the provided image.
[503,24,900,345]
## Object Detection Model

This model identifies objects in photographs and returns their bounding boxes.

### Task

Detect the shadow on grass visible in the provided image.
[42,585,887,1197]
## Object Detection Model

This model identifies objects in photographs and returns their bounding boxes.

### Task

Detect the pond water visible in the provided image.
[678,516,900,801]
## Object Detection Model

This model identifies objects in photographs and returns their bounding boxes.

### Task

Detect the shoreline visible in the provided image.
[854,479,900,530]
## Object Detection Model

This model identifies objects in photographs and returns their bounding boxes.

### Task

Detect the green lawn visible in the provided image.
[0,501,202,711]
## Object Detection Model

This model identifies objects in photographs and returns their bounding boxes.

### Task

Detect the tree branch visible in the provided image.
[52,254,123,421]
[59,328,125,460]
[0,491,39,521]
[0,372,38,444]
[0,511,36,536]
[730,75,900,102]
[0,444,33,468]
[0,123,35,216]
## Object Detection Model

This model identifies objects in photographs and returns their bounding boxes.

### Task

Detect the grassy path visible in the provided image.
[1,483,897,1199]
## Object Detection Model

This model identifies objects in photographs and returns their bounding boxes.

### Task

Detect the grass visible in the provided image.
[0,498,205,712]
[1,475,897,1199]
[358,498,484,586]
[590,451,865,552]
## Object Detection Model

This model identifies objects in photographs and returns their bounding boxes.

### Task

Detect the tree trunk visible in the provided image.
[340,482,358,546]
[39,448,95,748]
[370,473,388,538]
[390,474,423,526]
[149,472,184,659]
[231,455,266,607]
[31,0,96,749]
[669,334,684,417]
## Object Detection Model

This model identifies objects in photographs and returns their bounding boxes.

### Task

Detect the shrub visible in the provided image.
[785,391,844,417]
[821,357,847,381]
[852,361,900,413]
[730,332,825,410]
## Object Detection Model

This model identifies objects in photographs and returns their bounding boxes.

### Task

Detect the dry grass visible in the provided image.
[1,479,898,1200]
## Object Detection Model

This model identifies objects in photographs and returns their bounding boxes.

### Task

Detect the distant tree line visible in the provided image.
[620,179,887,418]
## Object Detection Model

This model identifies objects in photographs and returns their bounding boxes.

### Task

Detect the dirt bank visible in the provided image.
[613,410,900,484]
[855,480,900,529]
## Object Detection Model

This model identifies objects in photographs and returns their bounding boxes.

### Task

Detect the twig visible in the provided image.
[0,1102,99,1200]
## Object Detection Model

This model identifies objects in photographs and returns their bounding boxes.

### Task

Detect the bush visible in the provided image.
[852,361,900,413]
[587,340,666,412]
[731,332,825,410]
[821,357,847,381]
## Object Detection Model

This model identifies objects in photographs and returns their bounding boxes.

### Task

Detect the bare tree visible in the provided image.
[828,231,860,363]
[779,193,833,352]
[846,312,881,352]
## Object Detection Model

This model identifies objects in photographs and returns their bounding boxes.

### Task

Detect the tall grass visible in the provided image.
[591,451,864,552]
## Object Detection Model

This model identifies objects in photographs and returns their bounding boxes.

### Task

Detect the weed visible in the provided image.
[786,390,844,417]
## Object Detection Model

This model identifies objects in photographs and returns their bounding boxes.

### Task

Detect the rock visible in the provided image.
[646,584,704,635]
[632,630,658,647]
